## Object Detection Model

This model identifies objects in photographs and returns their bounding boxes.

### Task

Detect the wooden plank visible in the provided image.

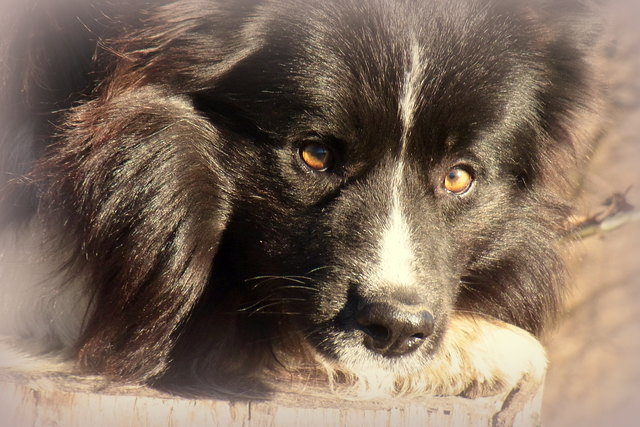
[0,371,544,427]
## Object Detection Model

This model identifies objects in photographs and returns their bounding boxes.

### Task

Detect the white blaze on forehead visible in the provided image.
[375,40,423,286]
[378,162,416,285]
[399,40,425,151]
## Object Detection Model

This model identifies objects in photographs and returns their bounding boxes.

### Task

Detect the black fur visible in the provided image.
[0,0,600,393]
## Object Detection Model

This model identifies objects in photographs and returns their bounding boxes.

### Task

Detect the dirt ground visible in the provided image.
[542,0,640,425]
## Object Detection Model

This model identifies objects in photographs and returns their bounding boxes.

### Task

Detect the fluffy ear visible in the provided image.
[528,0,606,161]
[0,0,264,382]
[39,86,233,381]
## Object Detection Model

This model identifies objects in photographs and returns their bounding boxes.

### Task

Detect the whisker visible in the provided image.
[248,300,307,316]
[247,311,306,316]
[245,275,309,286]
[240,297,309,313]
[271,285,319,292]
[305,265,336,275]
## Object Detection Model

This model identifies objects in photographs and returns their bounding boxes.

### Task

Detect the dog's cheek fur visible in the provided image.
[451,192,568,335]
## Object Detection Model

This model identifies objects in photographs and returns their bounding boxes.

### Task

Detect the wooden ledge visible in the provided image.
[0,370,544,426]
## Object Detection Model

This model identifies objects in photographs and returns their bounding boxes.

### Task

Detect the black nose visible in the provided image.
[355,302,434,357]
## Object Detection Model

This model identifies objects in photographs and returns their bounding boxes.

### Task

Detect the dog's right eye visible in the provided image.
[299,142,335,172]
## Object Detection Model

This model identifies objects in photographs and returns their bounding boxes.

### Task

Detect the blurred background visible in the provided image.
[543,0,640,425]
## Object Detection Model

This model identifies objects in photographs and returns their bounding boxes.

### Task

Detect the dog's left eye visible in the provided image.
[443,167,474,195]
[299,143,334,171]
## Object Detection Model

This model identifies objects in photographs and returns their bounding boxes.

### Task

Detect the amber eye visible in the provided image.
[299,142,334,171]
[443,167,474,194]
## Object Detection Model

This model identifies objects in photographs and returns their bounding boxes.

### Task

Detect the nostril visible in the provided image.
[355,302,435,357]
[361,324,390,342]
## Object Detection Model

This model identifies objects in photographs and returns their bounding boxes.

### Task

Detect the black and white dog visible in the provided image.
[0,0,601,398]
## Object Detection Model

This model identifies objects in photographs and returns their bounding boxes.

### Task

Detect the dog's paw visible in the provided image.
[422,313,547,398]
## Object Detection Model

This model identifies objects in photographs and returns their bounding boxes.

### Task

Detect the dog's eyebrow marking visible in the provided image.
[399,40,425,153]
[378,161,416,286]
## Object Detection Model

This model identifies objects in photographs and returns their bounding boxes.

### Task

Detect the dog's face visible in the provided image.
[10,0,596,388]
[174,0,587,377]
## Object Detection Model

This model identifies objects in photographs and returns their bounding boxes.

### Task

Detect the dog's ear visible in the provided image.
[545,0,606,198]
[19,1,266,382]
[40,86,234,382]
[509,0,606,199]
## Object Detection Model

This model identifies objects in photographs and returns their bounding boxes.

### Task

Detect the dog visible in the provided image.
[0,0,602,400]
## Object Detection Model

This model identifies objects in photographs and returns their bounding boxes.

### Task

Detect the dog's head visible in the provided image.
[184,0,597,377]
[30,0,600,387]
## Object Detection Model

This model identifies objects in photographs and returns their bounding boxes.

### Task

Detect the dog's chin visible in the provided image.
[304,326,444,397]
